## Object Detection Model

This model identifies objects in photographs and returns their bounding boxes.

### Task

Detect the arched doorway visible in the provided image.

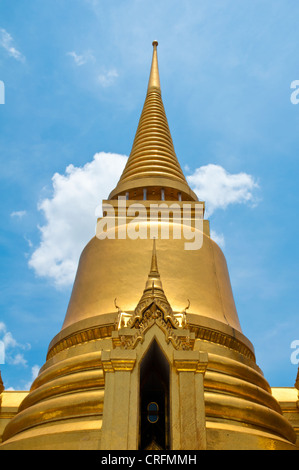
[139,340,170,450]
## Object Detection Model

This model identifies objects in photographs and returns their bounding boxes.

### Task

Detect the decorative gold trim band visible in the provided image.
[189,324,255,362]
[47,324,114,360]
[47,321,255,363]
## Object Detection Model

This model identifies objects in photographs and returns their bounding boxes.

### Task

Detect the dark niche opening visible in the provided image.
[139,340,170,450]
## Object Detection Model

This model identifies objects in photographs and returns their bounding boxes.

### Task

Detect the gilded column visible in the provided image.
[173,350,208,450]
[100,349,137,450]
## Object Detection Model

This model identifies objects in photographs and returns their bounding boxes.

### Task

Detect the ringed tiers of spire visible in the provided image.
[109,41,198,202]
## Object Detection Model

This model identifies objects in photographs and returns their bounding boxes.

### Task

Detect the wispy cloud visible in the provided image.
[67,50,94,66]
[210,229,225,249]
[0,322,31,368]
[67,51,118,89]
[9,353,27,367]
[10,210,27,219]
[0,28,25,62]
[84,0,99,7]
[24,235,33,248]
[98,69,119,87]
[24,365,40,391]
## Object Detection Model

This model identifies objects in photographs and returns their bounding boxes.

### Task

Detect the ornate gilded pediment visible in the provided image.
[113,240,194,351]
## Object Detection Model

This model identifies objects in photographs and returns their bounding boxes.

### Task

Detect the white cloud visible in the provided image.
[98,69,119,87]
[67,50,94,66]
[0,28,25,62]
[187,164,259,217]
[29,152,127,287]
[29,155,258,288]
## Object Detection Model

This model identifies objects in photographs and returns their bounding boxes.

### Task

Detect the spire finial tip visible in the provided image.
[152,40,158,47]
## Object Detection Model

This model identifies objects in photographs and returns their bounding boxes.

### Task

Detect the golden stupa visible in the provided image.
[0,42,298,451]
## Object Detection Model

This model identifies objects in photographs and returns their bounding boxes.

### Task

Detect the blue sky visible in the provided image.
[0,0,299,390]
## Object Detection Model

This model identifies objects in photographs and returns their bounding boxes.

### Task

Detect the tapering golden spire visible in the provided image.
[147,40,160,92]
[144,238,163,292]
[109,41,198,202]
[149,237,159,275]
[136,239,170,308]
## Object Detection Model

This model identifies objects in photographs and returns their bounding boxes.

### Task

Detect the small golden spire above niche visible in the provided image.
[129,239,189,332]
[144,238,163,293]
[134,238,170,312]
[112,239,194,351]
[115,239,171,330]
